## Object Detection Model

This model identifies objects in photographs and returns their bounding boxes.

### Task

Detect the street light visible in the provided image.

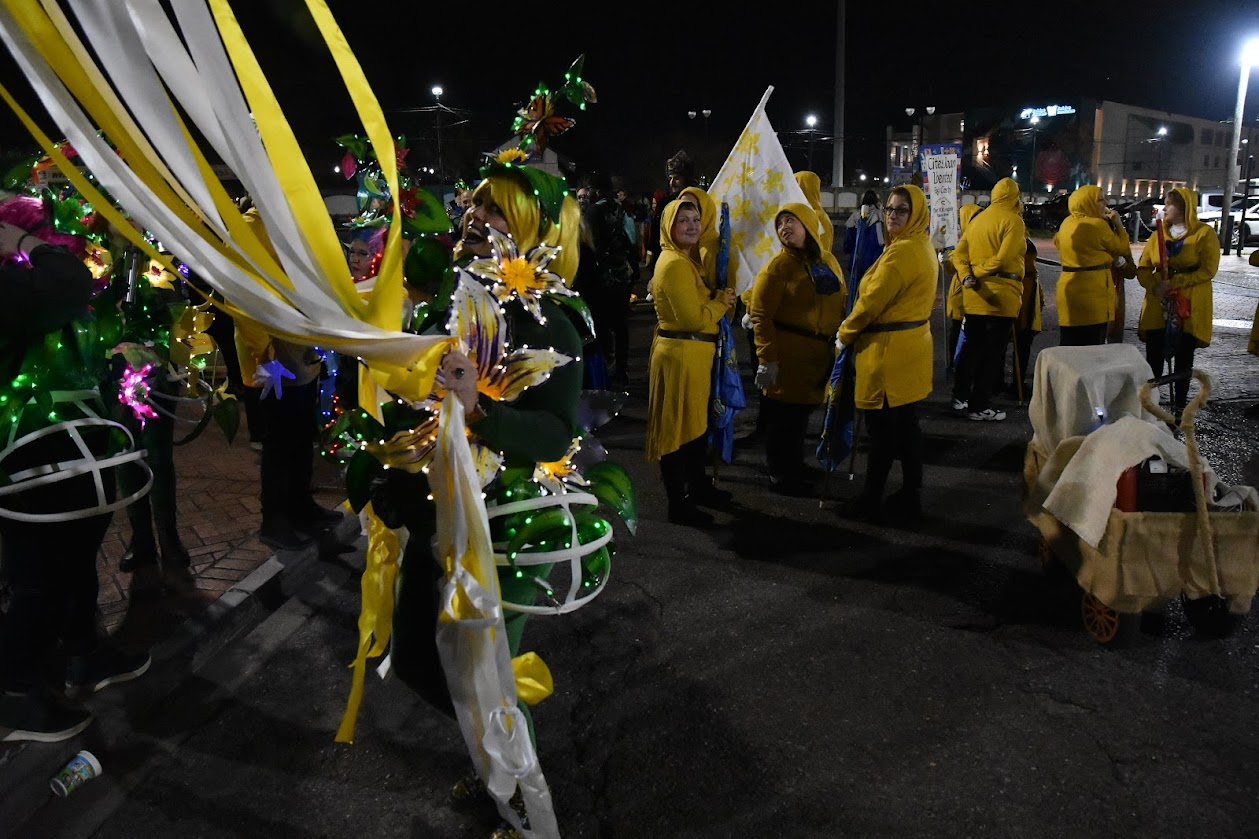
[687,108,712,137]
[1154,125,1167,192]
[1221,38,1259,254]
[688,108,712,178]
[431,84,444,182]
[806,113,818,172]
[1023,114,1042,194]
[905,106,935,179]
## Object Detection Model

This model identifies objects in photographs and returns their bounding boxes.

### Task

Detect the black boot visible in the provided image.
[884,487,923,523]
[836,492,882,522]
[259,514,316,551]
[667,500,714,527]
[687,479,733,509]
[157,531,192,570]
[119,538,159,572]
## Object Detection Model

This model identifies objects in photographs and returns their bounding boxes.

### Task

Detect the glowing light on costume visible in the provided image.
[464,227,573,325]
[118,362,158,428]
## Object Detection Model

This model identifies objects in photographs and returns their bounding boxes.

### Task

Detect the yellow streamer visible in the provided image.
[335,502,400,744]
[0,82,168,269]
[511,652,554,706]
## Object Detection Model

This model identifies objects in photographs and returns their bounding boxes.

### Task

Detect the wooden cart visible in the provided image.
[1023,369,1259,646]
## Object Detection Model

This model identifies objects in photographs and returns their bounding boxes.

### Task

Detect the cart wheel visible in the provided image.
[1080,591,1140,647]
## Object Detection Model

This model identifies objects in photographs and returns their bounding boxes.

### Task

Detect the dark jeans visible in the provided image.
[585,282,633,377]
[953,314,1014,413]
[0,432,114,691]
[1059,323,1109,346]
[659,433,710,504]
[761,395,813,481]
[861,399,924,501]
[258,379,318,520]
[333,352,360,413]
[1145,329,1197,410]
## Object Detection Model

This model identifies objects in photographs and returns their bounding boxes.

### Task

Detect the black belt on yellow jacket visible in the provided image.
[864,319,928,334]
[773,320,833,343]
[1169,264,1199,276]
[978,271,1022,281]
[658,329,717,343]
[1060,263,1110,272]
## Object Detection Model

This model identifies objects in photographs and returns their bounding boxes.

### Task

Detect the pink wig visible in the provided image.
[0,194,87,261]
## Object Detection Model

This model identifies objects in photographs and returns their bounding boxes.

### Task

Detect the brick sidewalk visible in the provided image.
[98,400,347,650]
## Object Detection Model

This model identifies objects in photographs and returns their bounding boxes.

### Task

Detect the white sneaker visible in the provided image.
[968,408,1007,421]
[951,398,968,411]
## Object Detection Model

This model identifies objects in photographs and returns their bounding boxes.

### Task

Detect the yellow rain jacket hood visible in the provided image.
[747,202,847,404]
[949,177,1026,318]
[837,185,936,409]
[1052,184,1131,327]
[679,186,719,288]
[1135,186,1219,347]
[795,171,835,253]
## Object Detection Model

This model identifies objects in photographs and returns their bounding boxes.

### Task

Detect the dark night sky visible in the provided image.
[3,0,1259,191]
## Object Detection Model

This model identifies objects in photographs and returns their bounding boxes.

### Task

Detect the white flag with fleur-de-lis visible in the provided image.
[708,86,808,296]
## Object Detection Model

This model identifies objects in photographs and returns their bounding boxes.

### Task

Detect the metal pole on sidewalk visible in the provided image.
[1238,151,1254,258]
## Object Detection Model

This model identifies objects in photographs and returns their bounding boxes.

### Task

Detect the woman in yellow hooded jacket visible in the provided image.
[1135,186,1219,413]
[835,184,936,520]
[646,197,737,526]
[748,202,846,494]
[1052,184,1131,345]
[948,177,1026,420]
[944,202,984,366]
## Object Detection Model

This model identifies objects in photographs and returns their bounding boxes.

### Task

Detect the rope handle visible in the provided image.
[1137,368,1222,597]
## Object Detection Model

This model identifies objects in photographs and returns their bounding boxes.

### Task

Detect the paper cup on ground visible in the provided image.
[50,750,102,797]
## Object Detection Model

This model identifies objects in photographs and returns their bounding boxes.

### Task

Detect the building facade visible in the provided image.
[887,99,1259,201]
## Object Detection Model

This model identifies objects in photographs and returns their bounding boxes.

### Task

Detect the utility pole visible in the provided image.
[431,85,444,183]
[831,0,845,187]
[1238,148,1253,257]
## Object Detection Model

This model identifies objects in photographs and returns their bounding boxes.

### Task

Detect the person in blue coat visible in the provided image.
[843,189,886,287]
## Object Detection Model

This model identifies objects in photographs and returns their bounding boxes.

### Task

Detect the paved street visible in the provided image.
[0,239,1257,838]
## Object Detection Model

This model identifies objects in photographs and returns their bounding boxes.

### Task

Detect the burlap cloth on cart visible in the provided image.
[1023,346,1259,615]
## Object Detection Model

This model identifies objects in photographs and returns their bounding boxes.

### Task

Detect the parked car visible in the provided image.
[1198,196,1259,247]
[1119,197,1161,242]
[1023,194,1071,231]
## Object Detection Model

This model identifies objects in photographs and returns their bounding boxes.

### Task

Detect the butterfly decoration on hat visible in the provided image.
[511,54,597,153]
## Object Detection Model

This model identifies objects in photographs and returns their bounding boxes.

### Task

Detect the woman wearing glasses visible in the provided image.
[835,185,937,522]
[748,204,846,496]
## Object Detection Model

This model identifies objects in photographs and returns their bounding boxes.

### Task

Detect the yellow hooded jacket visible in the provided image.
[1135,186,1219,348]
[838,185,936,409]
[748,203,847,405]
[795,171,835,253]
[945,203,984,321]
[645,198,730,461]
[232,208,323,388]
[949,178,1026,318]
[1052,185,1131,327]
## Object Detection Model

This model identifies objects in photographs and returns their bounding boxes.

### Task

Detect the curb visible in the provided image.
[0,514,361,782]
